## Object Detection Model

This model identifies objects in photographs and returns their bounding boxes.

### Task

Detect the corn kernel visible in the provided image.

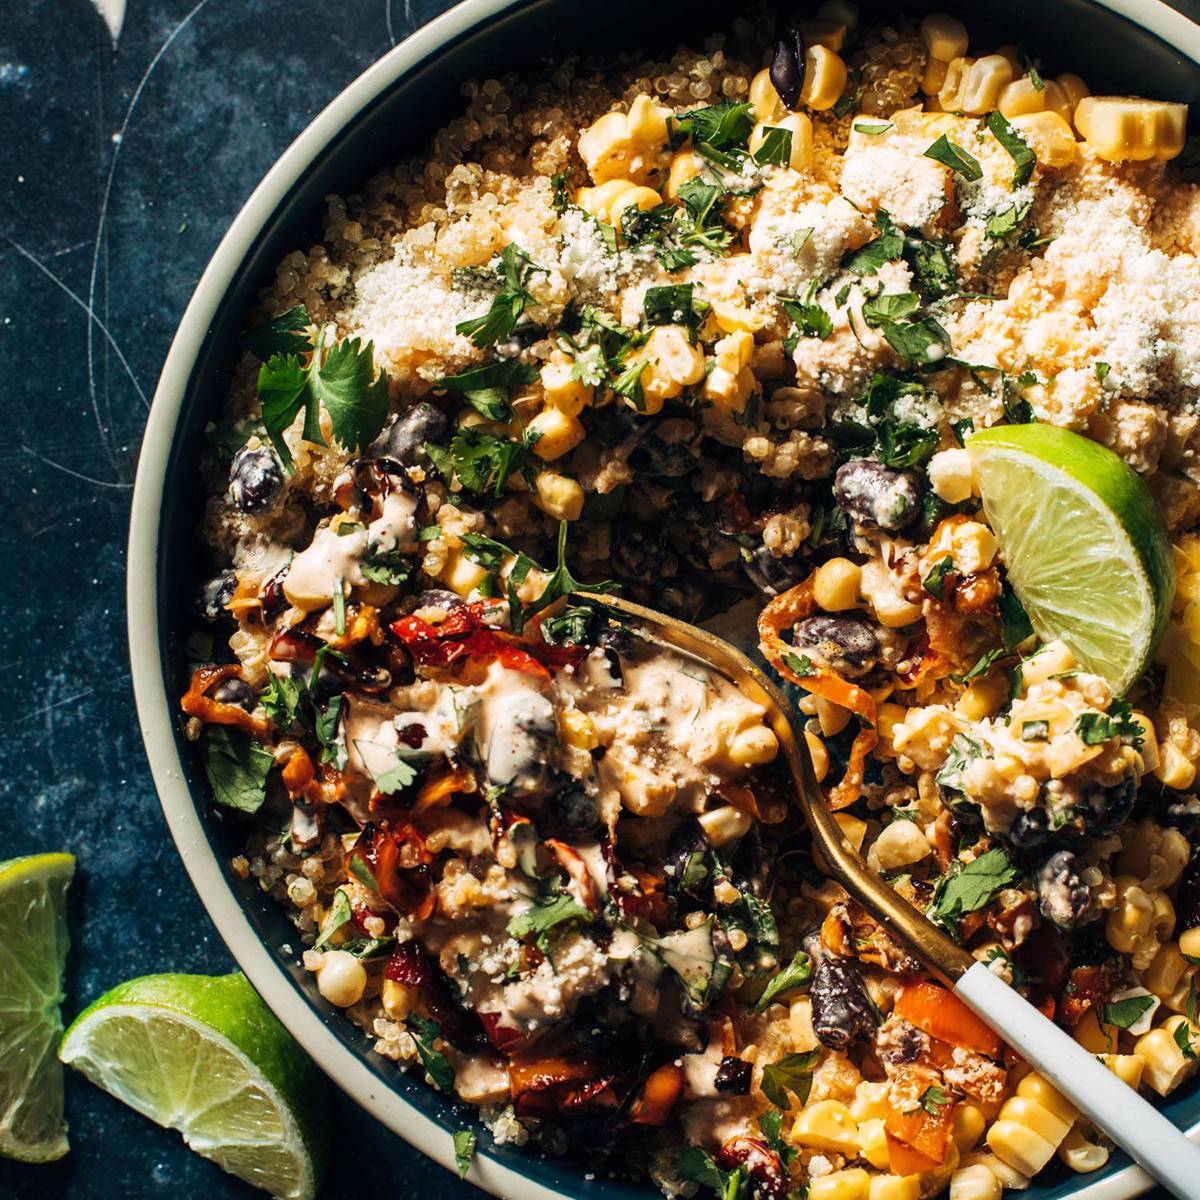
[856,1117,891,1169]
[749,68,786,122]
[833,812,868,852]
[527,408,585,461]
[920,13,968,62]
[1156,742,1197,791]
[1074,96,1188,162]
[1103,1053,1144,1089]
[791,1099,859,1153]
[867,820,932,873]
[1058,1127,1108,1173]
[1136,1017,1200,1095]
[696,804,752,847]
[999,77,1046,119]
[1010,111,1078,168]
[748,112,814,171]
[813,557,862,611]
[1000,1094,1071,1143]
[960,55,1015,115]
[1041,79,1074,123]
[868,1175,919,1200]
[560,708,598,749]
[533,471,585,521]
[1058,73,1091,114]
[665,150,704,199]
[576,179,660,225]
[809,1169,869,1200]
[805,730,830,782]
[986,1119,1058,1176]
[938,56,974,110]
[635,326,705,413]
[923,58,949,97]
[952,1104,986,1153]
[799,19,847,52]
[877,703,907,746]
[850,1081,890,1122]
[949,1164,1001,1200]
[381,978,419,1020]
[801,45,848,112]
[816,695,853,736]
[540,354,592,416]
[440,548,489,598]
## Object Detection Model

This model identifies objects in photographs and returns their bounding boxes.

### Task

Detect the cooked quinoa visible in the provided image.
[185,7,1200,1198]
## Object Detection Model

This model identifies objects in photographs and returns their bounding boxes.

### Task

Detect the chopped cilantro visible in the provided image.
[782,652,816,677]
[924,134,983,180]
[760,1050,821,1109]
[1102,994,1156,1030]
[202,726,273,814]
[932,847,1020,924]
[375,759,418,796]
[1021,719,1049,742]
[753,951,813,1012]
[508,520,619,634]
[854,121,893,136]
[999,585,1035,651]
[923,555,954,601]
[846,209,905,275]
[669,100,755,152]
[436,359,537,422]
[1096,361,1111,383]
[507,891,590,940]
[951,416,975,445]
[918,1085,949,1115]
[241,304,312,360]
[406,1014,456,1093]
[986,111,1036,186]
[453,1130,476,1178]
[781,288,833,346]
[752,125,793,165]
[455,244,544,348]
[426,427,534,496]
[1176,1020,1198,1060]
[644,282,708,336]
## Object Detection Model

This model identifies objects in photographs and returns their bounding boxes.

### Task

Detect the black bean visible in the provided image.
[714,1056,752,1094]
[1175,854,1200,932]
[1006,807,1053,852]
[810,957,878,1050]
[229,446,284,514]
[542,781,602,839]
[210,677,255,710]
[414,588,466,612]
[769,27,805,110]
[745,545,807,597]
[373,403,449,466]
[199,571,237,621]
[793,614,878,677]
[1036,850,1093,930]
[1075,773,1137,835]
[834,460,922,530]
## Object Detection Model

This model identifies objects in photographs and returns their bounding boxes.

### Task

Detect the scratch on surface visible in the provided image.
[26,675,129,726]
[85,0,217,464]
[386,0,397,45]
[4,238,148,409]
[20,444,133,490]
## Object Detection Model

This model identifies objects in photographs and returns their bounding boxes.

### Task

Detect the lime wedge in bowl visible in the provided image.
[0,852,74,1163]
[59,973,328,1200]
[968,423,1175,695]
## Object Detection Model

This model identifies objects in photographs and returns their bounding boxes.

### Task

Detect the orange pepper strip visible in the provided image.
[894,980,1002,1058]
[757,577,877,810]
[180,664,268,738]
[884,1066,955,1165]
[412,765,475,813]
[884,1130,941,1175]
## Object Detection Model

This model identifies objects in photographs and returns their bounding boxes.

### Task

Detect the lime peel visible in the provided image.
[0,851,74,1164]
[968,423,1174,694]
[59,972,328,1200]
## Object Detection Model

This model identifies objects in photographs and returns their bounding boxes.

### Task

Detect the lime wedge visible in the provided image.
[59,973,328,1199]
[0,852,74,1163]
[968,423,1175,694]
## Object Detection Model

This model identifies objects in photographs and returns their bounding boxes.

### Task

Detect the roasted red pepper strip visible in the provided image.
[390,602,550,678]
[181,664,269,737]
[757,576,877,810]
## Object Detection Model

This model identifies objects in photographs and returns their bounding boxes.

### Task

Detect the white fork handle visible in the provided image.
[956,962,1200,1198]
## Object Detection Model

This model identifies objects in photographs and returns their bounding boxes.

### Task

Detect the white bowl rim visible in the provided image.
[127,0,1200,1195]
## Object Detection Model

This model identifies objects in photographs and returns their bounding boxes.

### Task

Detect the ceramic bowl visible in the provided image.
[127,2,1200,1195]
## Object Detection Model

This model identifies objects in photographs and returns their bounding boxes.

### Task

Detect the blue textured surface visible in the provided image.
[1,1,1198,1197]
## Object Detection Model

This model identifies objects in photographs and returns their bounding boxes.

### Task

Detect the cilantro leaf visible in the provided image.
[670,101,755,151]
[262,672,305,730]
[862,291,921,326]
[406,1014,456,1092]
[429,427,534,496]
[673,1146,736,1196]
[754,950,813,1011]
[509,520,619,634]
[986,111,1036,186]
[924,134,983,180]
[999,585,1034,651]
[932,847,1020,924]
[460,532,515,573]
[760,1050,821,1108]
[375,759,418,795]
[313,888,353,950]
[242,304,312,360]
[753,125,793,165]
[258,353,312,468]
[308,335,390,453]
[782,652,816,677]
[1176,1020,1197,1060]
[645,282,708,336]
[957,647,1004,683]
[453,1130,476,1178]
[455,244,543,348]
[1021,719,1049,742]
[507,891,590,939]
[202,726,274,814]
[847,211,905,275]
[436,359,537,421]
[1103,993,1156,1030]
[918,1085,949,1114]
[781,292,833,345]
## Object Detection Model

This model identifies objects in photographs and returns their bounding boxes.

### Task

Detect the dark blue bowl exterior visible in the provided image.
[154,1,1200,1194]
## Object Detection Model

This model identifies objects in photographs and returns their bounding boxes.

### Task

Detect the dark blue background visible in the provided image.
[0,1,1195,1197]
